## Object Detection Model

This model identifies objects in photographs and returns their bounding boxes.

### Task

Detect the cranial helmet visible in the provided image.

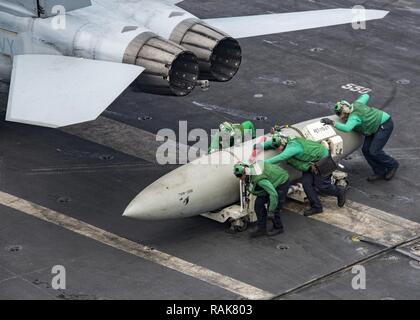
[219,122,235,136]
[233,163,247,177]
[335,100,354,115]
[271,133,288,148]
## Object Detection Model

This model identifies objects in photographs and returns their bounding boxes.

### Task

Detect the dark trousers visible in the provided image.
[361,118,398,176]
[254,180,290,230]
[302,172,340,210]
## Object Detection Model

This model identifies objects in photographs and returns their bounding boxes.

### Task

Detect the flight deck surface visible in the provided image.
[0,0,419,300]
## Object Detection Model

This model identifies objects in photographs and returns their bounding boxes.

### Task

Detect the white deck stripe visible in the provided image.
[285,197,420,247]
[61,117,161,162]
[0,191,273,300]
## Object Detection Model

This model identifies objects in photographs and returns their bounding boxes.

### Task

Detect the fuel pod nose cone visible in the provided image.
[122,150,242,220]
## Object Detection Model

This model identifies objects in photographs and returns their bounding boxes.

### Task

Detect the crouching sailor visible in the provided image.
[261,133,346,216]
[233,161,290,237]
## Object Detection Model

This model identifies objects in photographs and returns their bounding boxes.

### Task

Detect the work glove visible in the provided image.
[320,118,335,126]
[270,125,282,134]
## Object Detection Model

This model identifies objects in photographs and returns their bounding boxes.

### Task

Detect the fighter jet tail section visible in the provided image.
[6,55,144,128]
[203,9,389,39]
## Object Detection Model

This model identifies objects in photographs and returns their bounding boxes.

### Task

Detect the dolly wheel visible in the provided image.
[226,217,249,233]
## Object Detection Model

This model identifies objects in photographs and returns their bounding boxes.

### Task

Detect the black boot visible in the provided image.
[249,226,266,238]
[337,187,347,208]
[303,207,323,217]
[267,226,284,236]
[385,163,399,181]
[367,174,385,182]
[266,217,284,236]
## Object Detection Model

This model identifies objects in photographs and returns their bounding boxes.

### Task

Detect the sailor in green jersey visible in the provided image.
[321,94,399,181]
[209,121,256,153]
[233,162,290,238]
[258,133,346,216]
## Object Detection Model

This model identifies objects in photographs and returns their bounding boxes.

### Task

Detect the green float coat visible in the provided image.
[264,138,328,172]
[334,94,390,136]
[248,162,289,213]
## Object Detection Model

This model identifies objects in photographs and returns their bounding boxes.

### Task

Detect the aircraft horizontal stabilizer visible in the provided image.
[6,55,144,128]
[203,9,389,39]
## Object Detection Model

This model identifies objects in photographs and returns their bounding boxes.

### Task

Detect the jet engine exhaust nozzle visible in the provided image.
[170,20,242,82]
[124,32,199,96]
